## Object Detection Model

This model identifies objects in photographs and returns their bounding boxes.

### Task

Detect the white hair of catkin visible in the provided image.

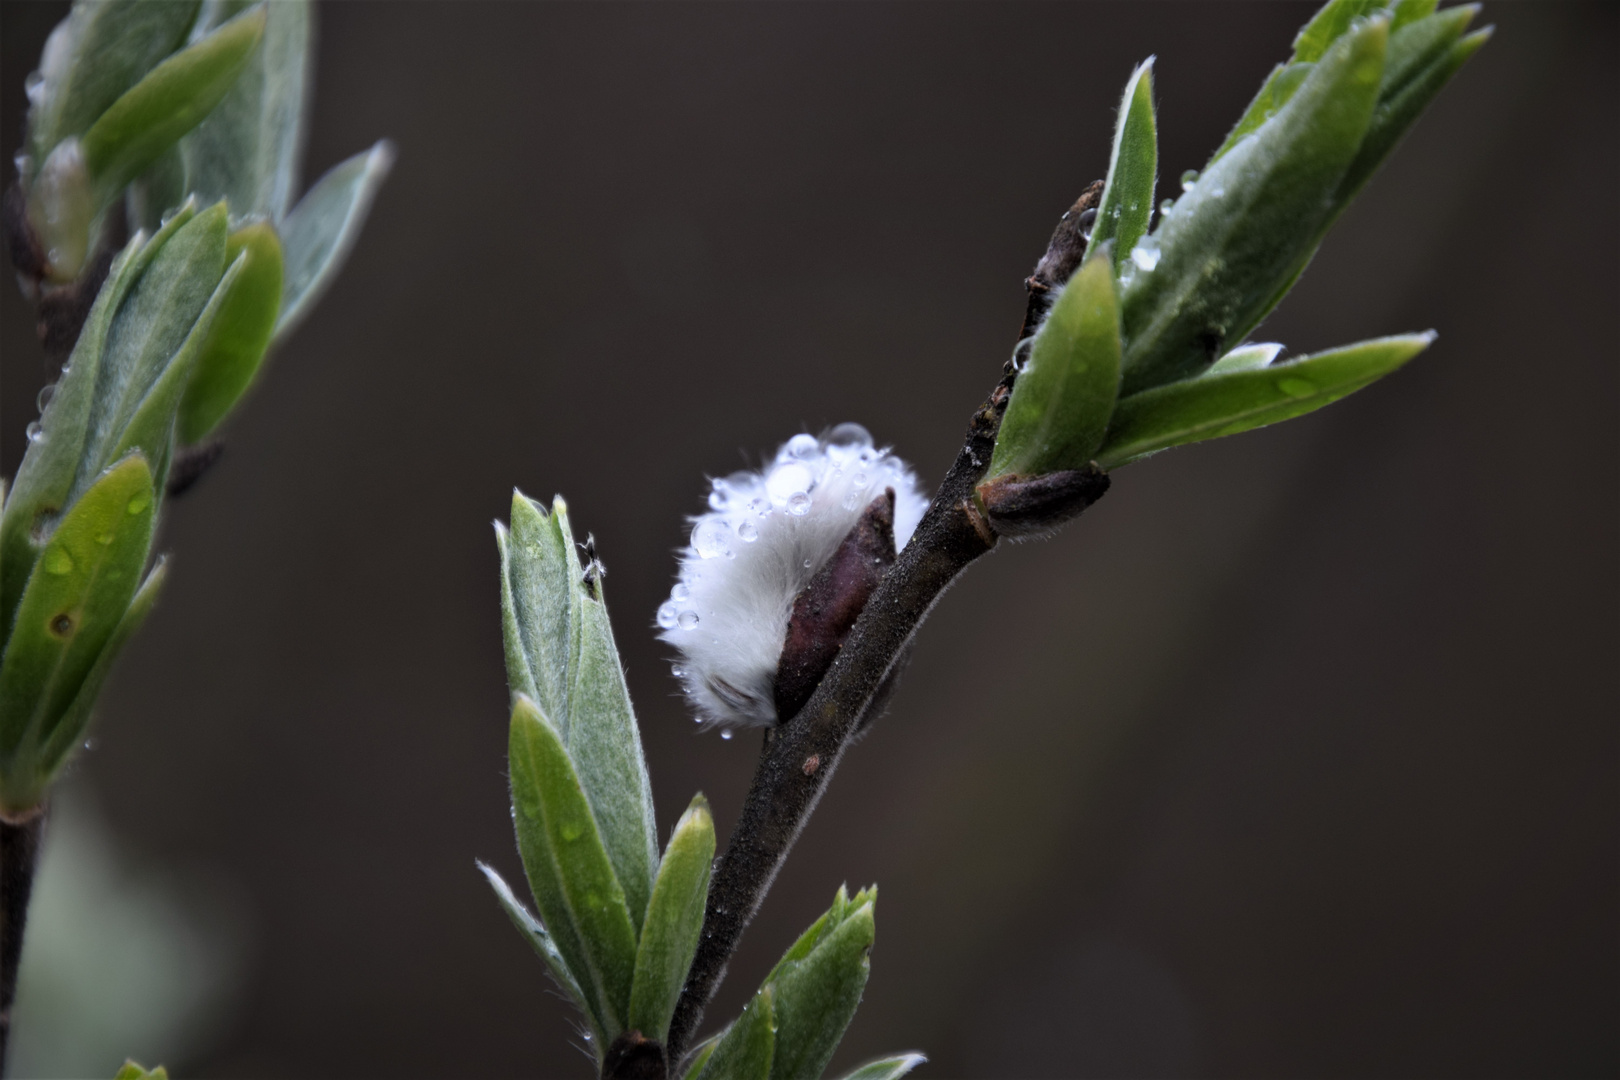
[658,423,929,730]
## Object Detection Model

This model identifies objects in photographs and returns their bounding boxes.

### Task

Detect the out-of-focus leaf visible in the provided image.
[36,558,165,784]
[80,7,266,208]
[1097,332,1433,467]
[835,1054,929,1080]
[1118,18,1387,394]
[27,0,200,163]
[179,0,310,220]
[476,859,583,1002]
[629,795,715,1042]
[275,141,393,340]
[1391,0,1441,32]
[508,695,638,1047]
[178,221,283,442]
[1205,341,1283,375]
[696,989,776,1080]
[681,1031,725,1080]
[989,251,1121,478]
[762,886,875,1080]
[0,455,154,814]
[1089,59,1157,275]
[112,1061,169,1080]
[502,492,659,930]
[1292,0,1387,62]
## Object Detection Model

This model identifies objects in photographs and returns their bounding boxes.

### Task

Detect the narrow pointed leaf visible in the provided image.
[77,202,229,505]
[697,989,776,1080]
[494,522,539,703]
[764,889,875,1080]
[630,795,716,1041]
[509,695,638,1044]
[477,859,584,1002]
[503,493,581,734]
[178,0,311,220]
[1206,341,1284,376]
[275,141,394,340]
[1097,332,1433,468]
[1119,18,1388,394]
[1089,59,1157,274]
[681,1031,725,1080]
[568,571,660,930]
[0,455,154,813]
[28,0,200,162]
[36,557,166,782]
[178,221,284,442]
[1390,0,1441,31]
[1292,0,1386,62]
[836,1054,929,1080]
[990,251,1121,478]
[80,6,267,208]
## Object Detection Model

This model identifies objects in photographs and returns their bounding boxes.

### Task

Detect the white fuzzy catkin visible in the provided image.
[658,423,929,729]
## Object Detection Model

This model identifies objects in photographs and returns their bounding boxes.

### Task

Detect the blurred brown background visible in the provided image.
[3,2,1616,1077]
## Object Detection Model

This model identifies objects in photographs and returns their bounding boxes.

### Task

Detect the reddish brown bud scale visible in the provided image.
[772,489,898,722]
[976,466,1110,539]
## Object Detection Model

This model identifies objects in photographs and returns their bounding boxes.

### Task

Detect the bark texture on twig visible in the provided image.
[665,181,1111,1060]
[1,809,45,1076]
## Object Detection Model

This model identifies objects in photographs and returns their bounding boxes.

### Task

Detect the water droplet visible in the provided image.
[719,730,733,741]
[671,664,687,679]
[850,470,870,491]
[1130,239,1161,272]
[803,558,813,569]
[1278,376,1317,398]
[36,383,55,412]
[582,1033,593,1043]
[25,421,43,443]
[95,531,114,546]
[678,610,700,630]
[737,521,758,542]
[708,489,729,511]
[24,71,44,106]
[672,583,690,602]
[692,519,732,559]
[1159,198,1175,216]
[560,822,584,842]
[787,492,812,516]
[766,462,813,504]
[786,433,819,459]
[842,490,861,511]
[44,547,73,574]
[1180,169,1199,191]
[126,491,151,515]
[748,497,770,518]
[823,422,872,451]
[82,737,98,752]
[50,613,72,635]
[657,602,679,629]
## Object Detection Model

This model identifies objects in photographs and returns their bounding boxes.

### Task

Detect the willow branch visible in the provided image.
[665,181,1109,1061]
[1,808,45,1077]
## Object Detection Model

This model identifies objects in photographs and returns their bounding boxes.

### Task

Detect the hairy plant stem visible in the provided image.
[0,808,45,1077]
[665,183,1109,1062]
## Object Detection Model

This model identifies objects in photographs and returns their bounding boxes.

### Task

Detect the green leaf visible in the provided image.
[1205,341,1283,376]
[177,0,311,220]
[177,221,284,442]
[1119,16,1388,395]
[80,6,267,209]
[1089,58,1157,275]
[1292,0,1387,63]
[1390,0,1441,32]
[76,201,229,505]
[1096,332,1434,468]
[508,695,639,1047]
[989,251,1121,478]
[0,454,155,814]
[501,492,659,930]
[275,140,393,340]
[681,1031,726,1080]
[629,794,716,1042]
[27,0,200,162]
[835,1053,928,1080]
[762,886,876,1080]
[34,557,165,784]
[476,859,584,1002]
[697,989,776,1080]
[112,1061,169,1080]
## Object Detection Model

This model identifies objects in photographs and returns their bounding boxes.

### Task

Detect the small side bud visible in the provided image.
[774,490,897,721]
[976,466,1110,540]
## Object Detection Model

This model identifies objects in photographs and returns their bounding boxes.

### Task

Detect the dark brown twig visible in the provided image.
[665,182,1110,1061]
[1,808,45,1076]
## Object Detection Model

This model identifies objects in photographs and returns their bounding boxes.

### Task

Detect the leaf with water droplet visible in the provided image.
[629,794,715,1043]
[1097,332,1434,468]
[989,250,1122,479]
[0,454,156,814]
[1088,58,1157,276]
[508,694,639,1050]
